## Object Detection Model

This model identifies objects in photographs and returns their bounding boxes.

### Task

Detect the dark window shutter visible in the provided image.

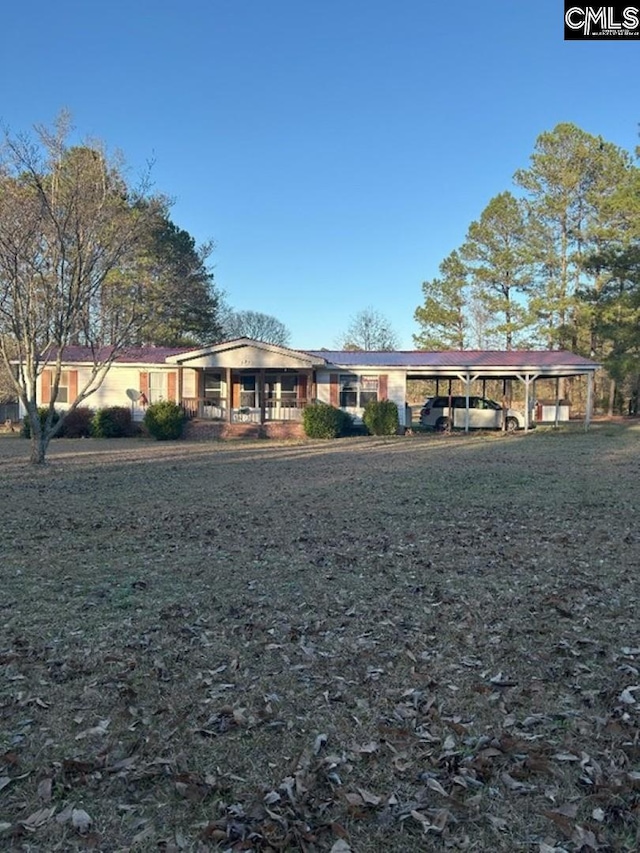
[140,372,149,402]
[298,374,307,402]
[167,372,177,402]
[329,373,339,407]
[378,374,388,401]
[41,369,52,404]
[68,370,78,402]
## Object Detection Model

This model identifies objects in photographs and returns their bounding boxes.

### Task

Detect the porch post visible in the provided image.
[259,369,266,423]
[226,367,232,423]
[308,369,315,404]
[554,377,560,428]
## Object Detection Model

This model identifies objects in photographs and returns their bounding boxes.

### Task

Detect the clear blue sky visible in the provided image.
[1,1,638,349]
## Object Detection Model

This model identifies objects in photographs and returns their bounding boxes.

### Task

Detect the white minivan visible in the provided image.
[419,396,528,431]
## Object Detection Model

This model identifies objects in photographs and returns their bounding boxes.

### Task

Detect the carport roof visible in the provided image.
[304,349,599,376]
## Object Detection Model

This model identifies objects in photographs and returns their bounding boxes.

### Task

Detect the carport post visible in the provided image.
[464,373,471,432]
[516,373,538,431]
[585,372,594,431]
[554,378,560,429]
[502,379,508,431]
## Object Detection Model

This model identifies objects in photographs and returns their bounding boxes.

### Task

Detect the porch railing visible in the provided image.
[182,398,307,422]
[181,397,227,419]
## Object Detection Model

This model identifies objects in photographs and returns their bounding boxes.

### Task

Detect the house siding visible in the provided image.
[316,369,408,427]
[28,364,180,420]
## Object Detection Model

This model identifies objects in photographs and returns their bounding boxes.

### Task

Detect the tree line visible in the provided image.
[1,115,638,462]
[0,114,291,462]
[414,122,640,404]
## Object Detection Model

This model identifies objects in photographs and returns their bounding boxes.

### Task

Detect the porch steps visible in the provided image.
[184,419,305,441]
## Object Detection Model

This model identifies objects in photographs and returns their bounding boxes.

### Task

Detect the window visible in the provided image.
[204,371,223,404]
[149,372,166,403]
[339,374,379,408]
[339,375,358,408]
[279,374,297,407]
[57,371,70,403]
[360,376,379,407]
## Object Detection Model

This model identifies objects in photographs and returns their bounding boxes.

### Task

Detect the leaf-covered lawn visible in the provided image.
[1,425,639,851]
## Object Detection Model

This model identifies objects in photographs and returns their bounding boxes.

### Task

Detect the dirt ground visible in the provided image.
[1,424,639,852]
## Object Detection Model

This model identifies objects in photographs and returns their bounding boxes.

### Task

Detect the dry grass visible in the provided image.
[1,425,640,852]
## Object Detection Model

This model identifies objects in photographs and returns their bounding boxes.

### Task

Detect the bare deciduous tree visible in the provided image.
[336,307,399,351]
[221,309,291,346]
[0,114,164,463]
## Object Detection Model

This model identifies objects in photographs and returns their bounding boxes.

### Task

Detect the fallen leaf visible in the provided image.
[72,808,93,834]
[442,734,456,751]
[410,809,450,834]
[356,787,381,806]
[264,790,281,805]
[619,686,639,704]
[426,777,449,797]
[572,824,597,848]
[37,777,52,802]
[487,815,508,832]
[22,807,55,829]
[313,733,328,754]
[501,772,536,793]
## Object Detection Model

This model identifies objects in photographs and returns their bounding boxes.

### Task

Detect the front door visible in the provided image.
[240,375,257,408]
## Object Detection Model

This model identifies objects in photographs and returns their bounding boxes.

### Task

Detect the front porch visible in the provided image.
[177,363,316,424]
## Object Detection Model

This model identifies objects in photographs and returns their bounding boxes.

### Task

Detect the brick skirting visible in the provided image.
[184,420,306,441]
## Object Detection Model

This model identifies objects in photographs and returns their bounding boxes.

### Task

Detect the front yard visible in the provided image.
[1,426,639,851]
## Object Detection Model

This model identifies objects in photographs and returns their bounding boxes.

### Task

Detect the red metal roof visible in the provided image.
[50,345,196,364]
[48,344,599,372]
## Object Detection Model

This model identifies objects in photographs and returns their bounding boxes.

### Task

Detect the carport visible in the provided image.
[402,350,601,432]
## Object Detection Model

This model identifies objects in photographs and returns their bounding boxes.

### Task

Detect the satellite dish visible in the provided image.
[126,389,141,401]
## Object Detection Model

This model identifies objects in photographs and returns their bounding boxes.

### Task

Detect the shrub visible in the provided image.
[20,407,60,438]
[60,407,94,438]
[91,406,134,438]
[143,400,186,440]
[303,402,352,439]
[363,399,399,436]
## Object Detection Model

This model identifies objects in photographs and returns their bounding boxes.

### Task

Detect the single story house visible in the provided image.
[27,338,600,434]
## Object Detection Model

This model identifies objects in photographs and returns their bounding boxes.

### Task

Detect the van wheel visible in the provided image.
[505,417,518,432]
[436,416,450,432]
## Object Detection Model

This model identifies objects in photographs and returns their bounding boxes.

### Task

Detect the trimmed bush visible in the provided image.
[363,399,399,436]
[20,407,60,439]
[143,400,186,440]
[60,407,94,438]
[303,402,352,439]
[91,406,134,438]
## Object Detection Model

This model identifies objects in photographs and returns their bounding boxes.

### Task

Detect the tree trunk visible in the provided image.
[608,378,616,417]
[29,433,48,465]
